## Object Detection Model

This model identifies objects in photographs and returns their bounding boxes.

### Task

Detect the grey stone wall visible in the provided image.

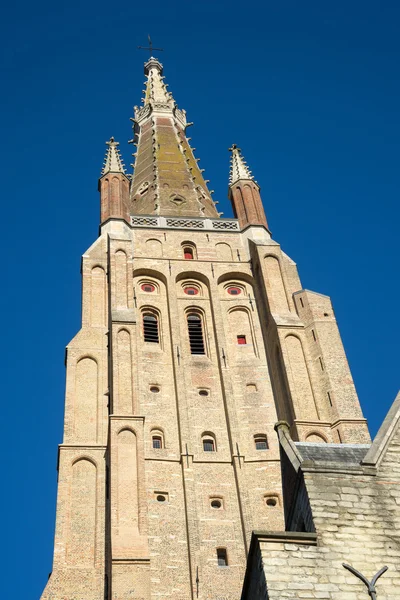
[241,410,400,600]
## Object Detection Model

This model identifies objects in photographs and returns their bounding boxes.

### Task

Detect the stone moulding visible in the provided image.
[130,215,240,231]
[252,530,318,545]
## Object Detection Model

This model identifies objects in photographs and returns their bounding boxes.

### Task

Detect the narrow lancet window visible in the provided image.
[143,313,159,343]
[187,313,205,355]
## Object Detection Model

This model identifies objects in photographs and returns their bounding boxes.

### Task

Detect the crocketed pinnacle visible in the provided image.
[101,137,126,176]
[228,143,268,230]
[229,144,254,185]
[130,58,219,218]
[143,57,175,108]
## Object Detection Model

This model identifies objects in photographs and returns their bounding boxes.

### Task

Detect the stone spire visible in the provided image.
[229,144,254,185]
[101,137,126,175]
[99,137,130,224]
[228,144,269,230]
[130,58,219,218]
[142,57,174,107]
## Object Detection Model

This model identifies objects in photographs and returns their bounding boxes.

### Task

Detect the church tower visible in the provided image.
[40,57,370,600]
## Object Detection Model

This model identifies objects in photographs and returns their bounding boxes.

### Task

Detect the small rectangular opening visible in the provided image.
[319,357,324,371]
[237,335,247,345]
[327,391,332,406]
[217,548,228,567]
[299,297,304,308]
[312,329,316,342]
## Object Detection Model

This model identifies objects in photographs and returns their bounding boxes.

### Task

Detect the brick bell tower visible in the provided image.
[41,56,370,600]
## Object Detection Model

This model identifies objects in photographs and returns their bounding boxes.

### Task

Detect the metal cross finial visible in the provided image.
[229,143,241,152]
[138,34,164,57]
[343,563,388,599]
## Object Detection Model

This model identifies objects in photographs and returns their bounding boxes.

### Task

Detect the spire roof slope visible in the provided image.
[229,144,254,185]
[130,58,219,218]
[101,137,126,176]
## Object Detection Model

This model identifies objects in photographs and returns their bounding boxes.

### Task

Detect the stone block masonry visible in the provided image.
[241,401,400,599]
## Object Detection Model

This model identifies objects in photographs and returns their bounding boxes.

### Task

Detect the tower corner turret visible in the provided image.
[228,144,269,231]
[99,137,130,225]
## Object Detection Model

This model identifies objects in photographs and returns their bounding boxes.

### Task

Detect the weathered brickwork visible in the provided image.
[41,56,371,600]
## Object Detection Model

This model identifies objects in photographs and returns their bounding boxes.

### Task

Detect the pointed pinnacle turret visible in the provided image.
[228,144,269,231]
[229,144,254,185]
[101,137,126,176]
[99,137,129,225]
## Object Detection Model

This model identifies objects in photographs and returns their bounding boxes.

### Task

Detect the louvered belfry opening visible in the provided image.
[187,313,205,355]
[143,313,159,343]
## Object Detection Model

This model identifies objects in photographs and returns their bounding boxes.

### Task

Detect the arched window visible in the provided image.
[143,312,159,343]
[254,434,269,450]
[202,434,216,452]
[152,429,164,449]
[305,432,327,443]
[187,313,205,355]
[182,242,196,260]
[203,438,215,451]
[152,435,163,449]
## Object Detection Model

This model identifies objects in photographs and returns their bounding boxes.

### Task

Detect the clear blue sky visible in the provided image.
[1,1,399,597]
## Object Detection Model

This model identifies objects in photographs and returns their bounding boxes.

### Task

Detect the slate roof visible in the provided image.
[294,443,371,466]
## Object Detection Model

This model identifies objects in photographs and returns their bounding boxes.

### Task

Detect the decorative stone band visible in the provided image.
[134,104,187,129]
[166,218,205,229]
[130,215,240,231]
